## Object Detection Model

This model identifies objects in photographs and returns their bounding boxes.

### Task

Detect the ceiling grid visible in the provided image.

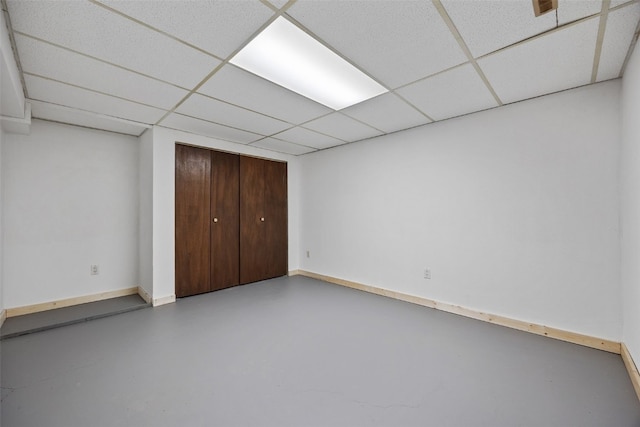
[88,0,224,60]
[472,12,602,62]
[432,0,504,107]
[149,1,298,130]
[1,0,28,99]
[13,31,195,92]
[22,71,176,113]
[616,1,640,76]
[2,0,639,153]
[591,0,613,82]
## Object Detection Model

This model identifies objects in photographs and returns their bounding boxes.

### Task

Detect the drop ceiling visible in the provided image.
[2,0,639,156]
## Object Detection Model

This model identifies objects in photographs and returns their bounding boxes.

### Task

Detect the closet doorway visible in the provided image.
[175,144,288,298]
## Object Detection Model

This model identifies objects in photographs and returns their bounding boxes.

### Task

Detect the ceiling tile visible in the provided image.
[342,93,431,133]
[7,0,220,88]
[15,35,188,110]
[160,113,262,144]
[176,93,291,136]
[610,0,634,7]
[30,100,148,136]
[25,75,166,124]
[442,0,602,57]
[557,0,603,26]
[267,0,290,9]
[303,113,382,142]
[442,0,556,58]
[97,0,273,59]
[597,2,640,81]
[199,65,331,124]
[250,138,316,156]
[478,18,599,104]
[396,64,498,121]
[287,0,466,89]
[273,126,345,150]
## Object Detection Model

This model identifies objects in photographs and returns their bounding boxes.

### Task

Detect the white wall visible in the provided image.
[300,81,622,341]
[3,120,139,308]
[146,126,300,302]
[0,128,4,314]
[621,41,640,362]
[138,128,153,299]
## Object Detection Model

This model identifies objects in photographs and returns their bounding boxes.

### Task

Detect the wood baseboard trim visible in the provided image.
[5,287,140,318]
[0,309,6,329]
[621,343,640,401]
[288,269,302,276]
[296,270,621,354]
[152,294,176,307]
[137,286,152,304]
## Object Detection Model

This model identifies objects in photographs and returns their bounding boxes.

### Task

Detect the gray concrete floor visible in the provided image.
[1,275,639,426]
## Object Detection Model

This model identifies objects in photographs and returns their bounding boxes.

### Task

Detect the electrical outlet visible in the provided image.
[91,265,99,275]
[306,250,310,258]
[424,268,431,279]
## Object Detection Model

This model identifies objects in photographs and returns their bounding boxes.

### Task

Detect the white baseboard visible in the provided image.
[137,286,152,304]
[153,294,176,307]
[295,270,621,354]
[6,287,140,318]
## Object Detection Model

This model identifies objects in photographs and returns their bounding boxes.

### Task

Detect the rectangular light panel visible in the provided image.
[230,17,387,110]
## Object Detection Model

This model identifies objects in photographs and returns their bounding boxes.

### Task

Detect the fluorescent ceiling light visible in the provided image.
[230,17,387,110]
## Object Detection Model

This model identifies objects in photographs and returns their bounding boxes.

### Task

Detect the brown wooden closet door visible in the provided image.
[210,151,240,291]
[175,144,211,297]
[240,156,267,284]
[264,160,288,279]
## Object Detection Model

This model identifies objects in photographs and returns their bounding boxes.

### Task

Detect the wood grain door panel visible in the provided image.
[240,156,267,284]
[264,160,288,279]
[175,144,211,297]
[211,151,240,291]
[177,146,288,296]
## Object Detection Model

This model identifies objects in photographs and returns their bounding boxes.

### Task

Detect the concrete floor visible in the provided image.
[2,275,639,426]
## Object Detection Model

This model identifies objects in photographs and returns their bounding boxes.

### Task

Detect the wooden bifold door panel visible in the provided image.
[239,157,288,284]
[239,156,266,285]
[210,151,240,291]
[262,159,288,280]
[175,144,287,298]
[175,144,211,298]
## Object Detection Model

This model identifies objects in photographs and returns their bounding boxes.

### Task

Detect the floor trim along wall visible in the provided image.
[622,343,640,401]
[290,270,621,354]
[5,287,140,318]
[137,286,152,305]
[152,294,176,307]
[0,309,6,329]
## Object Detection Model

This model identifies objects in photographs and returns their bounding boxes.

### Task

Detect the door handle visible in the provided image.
[213,218,218,223]
[260,217,265,222]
